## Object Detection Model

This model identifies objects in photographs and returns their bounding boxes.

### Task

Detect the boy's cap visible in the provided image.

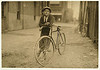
[42,6,51,13]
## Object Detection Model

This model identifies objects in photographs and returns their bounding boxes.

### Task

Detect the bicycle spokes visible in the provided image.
[34,36,54,66]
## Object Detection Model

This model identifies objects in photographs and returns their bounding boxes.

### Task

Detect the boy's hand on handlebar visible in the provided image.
[45,22,50,25]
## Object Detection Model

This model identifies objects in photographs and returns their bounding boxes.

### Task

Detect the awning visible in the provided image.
[51,13,62,15]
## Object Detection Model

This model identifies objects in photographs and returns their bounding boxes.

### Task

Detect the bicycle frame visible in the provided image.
[50,26,63,49]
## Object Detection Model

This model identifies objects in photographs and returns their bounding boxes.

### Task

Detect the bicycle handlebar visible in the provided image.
[39,24,63,32]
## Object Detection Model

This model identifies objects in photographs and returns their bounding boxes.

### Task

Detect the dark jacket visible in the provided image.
[39,14,54,27]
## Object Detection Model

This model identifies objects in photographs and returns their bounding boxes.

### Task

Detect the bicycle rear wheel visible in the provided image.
[58,33,66,55]
[34,36,55,66]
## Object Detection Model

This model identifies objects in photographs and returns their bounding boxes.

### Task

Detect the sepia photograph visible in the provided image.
[1,0,99,68]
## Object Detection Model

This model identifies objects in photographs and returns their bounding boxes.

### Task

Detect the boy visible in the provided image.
[39,6,54,36]
[38,7,54,56]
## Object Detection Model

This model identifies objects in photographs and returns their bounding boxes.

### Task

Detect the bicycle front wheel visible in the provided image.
[58,33,66,55]
[34,36,55,66]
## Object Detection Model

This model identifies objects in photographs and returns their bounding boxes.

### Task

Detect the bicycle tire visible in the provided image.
[58,33,66,55]
[34,36,55,66]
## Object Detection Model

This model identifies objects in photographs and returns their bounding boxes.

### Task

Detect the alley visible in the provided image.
[2,22,98,68]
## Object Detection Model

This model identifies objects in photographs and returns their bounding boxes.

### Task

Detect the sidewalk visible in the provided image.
[2,23,98,68]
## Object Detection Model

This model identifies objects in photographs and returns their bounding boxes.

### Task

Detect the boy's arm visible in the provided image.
[39,17,47,27]
[49,15,55,27]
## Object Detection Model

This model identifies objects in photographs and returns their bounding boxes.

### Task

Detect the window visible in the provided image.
[47,1,50,7]
[34,16,36,20]
[17,2,20,20]
[17,11,20,20]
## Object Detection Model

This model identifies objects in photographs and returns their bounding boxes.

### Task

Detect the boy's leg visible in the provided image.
[44,27,51,51]
[38,38,45,57]
[40,27,51,51]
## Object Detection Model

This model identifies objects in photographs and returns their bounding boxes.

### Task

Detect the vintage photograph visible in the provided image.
[1,1,98,68]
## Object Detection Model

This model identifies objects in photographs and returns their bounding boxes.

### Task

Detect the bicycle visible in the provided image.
[81,23,88,37]
[34,25,66,66]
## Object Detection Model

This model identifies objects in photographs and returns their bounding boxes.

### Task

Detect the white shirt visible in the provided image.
[44,16,48,22]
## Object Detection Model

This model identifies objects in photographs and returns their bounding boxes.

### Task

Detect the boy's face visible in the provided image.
[43,9,50,16]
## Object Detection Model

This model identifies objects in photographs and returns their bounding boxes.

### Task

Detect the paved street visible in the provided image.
[2,22,98,68]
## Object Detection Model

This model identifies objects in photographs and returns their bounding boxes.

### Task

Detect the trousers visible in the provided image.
[39,27,50,49]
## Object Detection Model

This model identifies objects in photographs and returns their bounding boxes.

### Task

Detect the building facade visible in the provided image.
[2,1,41,32]
[2,1,80,32]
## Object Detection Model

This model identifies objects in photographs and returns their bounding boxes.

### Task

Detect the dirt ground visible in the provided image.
[2,22,98,68]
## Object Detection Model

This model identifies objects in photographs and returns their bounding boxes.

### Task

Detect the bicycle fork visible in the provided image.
[56,32,60,49]
[56,32,64,49]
